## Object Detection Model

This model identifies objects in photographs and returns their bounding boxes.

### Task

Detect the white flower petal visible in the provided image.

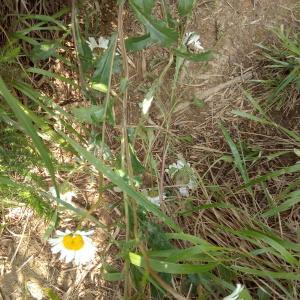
[140,95,154,115]
[56,230,67,236]
[87,37,98,51]
[76,230,94,236]
[65,251,75,263]
[223,284,245,300]
[179,186,189,197]
[98,37,109,49]
[51,243,63,254]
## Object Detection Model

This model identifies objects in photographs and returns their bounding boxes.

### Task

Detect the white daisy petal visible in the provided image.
[76,230,94,236]
[55,230,66,236]
[51,243,63,254]
[65,251,75,263]
[48,229,96,266]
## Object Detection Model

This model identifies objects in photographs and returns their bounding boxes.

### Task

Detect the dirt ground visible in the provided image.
[0,0,299,299]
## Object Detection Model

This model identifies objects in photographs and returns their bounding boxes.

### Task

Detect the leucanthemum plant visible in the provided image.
[49,229,96,265]
[165,159,198,197]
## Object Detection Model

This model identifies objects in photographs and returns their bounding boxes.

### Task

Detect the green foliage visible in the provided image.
[178,0,194,17]
[1,2,299,299]
[257,26,300,109]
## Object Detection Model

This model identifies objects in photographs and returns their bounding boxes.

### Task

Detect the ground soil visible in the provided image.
[1,0,299,299]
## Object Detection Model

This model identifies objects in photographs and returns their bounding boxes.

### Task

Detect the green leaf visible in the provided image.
[0,45,20,64]
[178,0,194,17]
[129,0,178,47]
[129,252,217,274]
[133,0,155,13]
[262,190,300,217]
[27,67,79,87]
[103,272,124,282]
[219,123,250,188]
[125,33,154,52]
[174,49,213,61]
[233,265,300,280]
[240,163,300,190]
[93,33,118,88]
[0,76,58,191]
[129,144,145,175]
[30,42,58,63]
[72,105,105,124]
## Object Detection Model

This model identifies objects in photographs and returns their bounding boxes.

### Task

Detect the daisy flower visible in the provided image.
[223,283,245,300]
[48,230,96,265]
[183,32,204,51]
[87,36,109,51]
[165,159,198,197]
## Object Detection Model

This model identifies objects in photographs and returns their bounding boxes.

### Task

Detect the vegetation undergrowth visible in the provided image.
[0,1,300,299]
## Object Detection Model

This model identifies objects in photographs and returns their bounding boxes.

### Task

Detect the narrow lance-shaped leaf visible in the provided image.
[178,0,194,17]
[0,76,58,194]
[93,33,118,89]
[125,33,154,52]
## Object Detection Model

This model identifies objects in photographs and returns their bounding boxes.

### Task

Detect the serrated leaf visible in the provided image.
[125,33,154,52]
[0,46,20,64]
[72,105,105,124]
[30,42,58,63]
[178,0,194,17]
[129,0,178,47]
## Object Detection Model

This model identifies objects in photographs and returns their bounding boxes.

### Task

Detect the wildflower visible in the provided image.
[49,186,76,206]
[166,159,198,197]
[223,283,245,300]
[183,32,204,51]
[139,88,155,115]
[49,230,96,265]
[87,36,109,51]
[140,95,154,115]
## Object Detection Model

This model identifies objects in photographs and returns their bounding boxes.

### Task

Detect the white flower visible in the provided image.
[165,160,187,175]
[49,186,76,205]
[165,160,198,197]
[87,36,109,51]
[48,230,96,265]
[183,32,204,51]
[140,95,154,115]
[179,186,189,197]
[147,193,166,206]
[223,284,245,300]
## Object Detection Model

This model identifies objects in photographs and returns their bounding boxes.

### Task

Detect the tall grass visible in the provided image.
[0,1,300,299]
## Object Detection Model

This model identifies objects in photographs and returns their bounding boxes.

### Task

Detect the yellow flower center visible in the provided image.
[63,234,84,251]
